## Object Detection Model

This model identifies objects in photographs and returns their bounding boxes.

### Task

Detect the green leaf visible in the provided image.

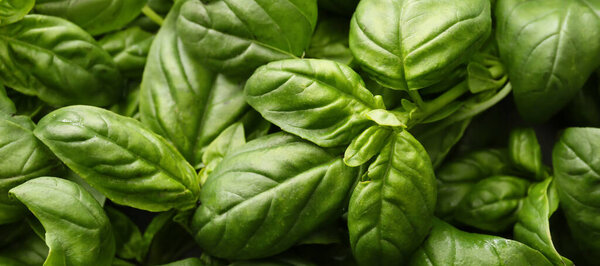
[0,15,123,107]
[0,0,34,26]
[0,115,59,225]
[467,53,508,93]
[192,133,357,260]
[344,125,393,167]
[34,0,147,35]
[158,258,205,266]
[105,206,143,261]
[177,0,318,76]
[349,0,491,89]
[99,27,155,78]
[64,170,106,206]
[454,175,529,232]
[143,212,197,265]
[514,178,572,266]
[409,219,552,265]
[509,128,545,180]
[0,84,16,115]
[553,127,600,263]
[435,149,513,218]
[496,0,600,122]
[200,122,246,186]
[364,109,405,127]
[0,230,48,265]
[110,83,141,119]
[413,118,471,168]
[348,130,436,265]
[9,177,115,265]
[140,0,249,168]
[306,16,353,65]
[245,59,384,147]
[33,105,199,212]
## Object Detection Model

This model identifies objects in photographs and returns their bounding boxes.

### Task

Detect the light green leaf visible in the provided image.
[349,0,491,89]
[245,59,384,147]
[34,105,199,212]
[9,177,115,266]
[192,133,357,260]
[348,130,436,265]
[0,0,34,25]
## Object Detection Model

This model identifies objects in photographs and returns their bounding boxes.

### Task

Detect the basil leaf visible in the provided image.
[553,127,600,263]
[0,0,33,26]
[199,122,246,186]
[413,118,471,168]
[514,178,572,265]
[0,84,16,115]
[105,206,144,261]
[35,0,147,35]
[496,0,600,122]
[344,125,393,167]
[34,105,199,212]
[348,130,436,265]
[245,59,385,147]
[409,219,552,265]
[306,16,353,65]
[99,27,155,78]
[9,177,116,265]
[192,133,357,260]
[454,175,529,232]
[0,115,59,225]
[435,149,513,219]
[177,0,318,76]
[0,15,123,107]
[140,0,249,168]
[0,230,48,265]
[349,0,491,89]
[509,128,545,180]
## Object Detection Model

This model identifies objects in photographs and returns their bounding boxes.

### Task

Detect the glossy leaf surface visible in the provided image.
[192,133,357,260]
[34,105,199,212]
[246,59,384,147]
[348,130,436,265]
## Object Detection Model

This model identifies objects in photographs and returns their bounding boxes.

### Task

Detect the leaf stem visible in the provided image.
[407,90,425,107]
[421,81,469,116]
[142,5,164,26]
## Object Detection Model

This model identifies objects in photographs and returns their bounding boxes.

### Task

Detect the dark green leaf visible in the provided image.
[0,15,123,106]
[553,127,600,263]
[0,115,59,225]
[140,0,249,167]
[35,0,147,35]
[409,219,552,265]
[99,27,155,78]
[177,0,318,76]
[496,0,600,122]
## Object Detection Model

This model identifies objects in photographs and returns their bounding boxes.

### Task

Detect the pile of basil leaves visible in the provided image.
[1,0,600,265]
